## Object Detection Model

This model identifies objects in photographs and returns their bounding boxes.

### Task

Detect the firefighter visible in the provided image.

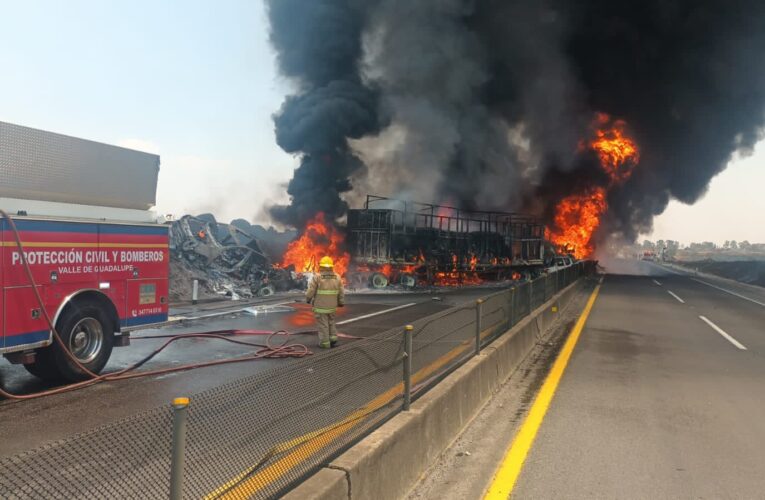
[306,256,345,348]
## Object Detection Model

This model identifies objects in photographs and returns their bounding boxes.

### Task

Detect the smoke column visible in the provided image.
[266,0,385,229]
[267,0,765,242]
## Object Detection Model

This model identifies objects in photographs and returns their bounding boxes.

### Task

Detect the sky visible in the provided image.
[0,0,761,245]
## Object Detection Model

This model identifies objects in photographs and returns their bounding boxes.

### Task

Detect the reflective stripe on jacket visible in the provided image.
[306,271,345,314]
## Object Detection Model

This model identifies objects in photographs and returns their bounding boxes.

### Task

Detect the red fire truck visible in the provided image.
[0,121,169,381]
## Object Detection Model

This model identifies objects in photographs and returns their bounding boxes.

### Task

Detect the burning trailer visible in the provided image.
[344,195,547,289]
[169,214,301,300]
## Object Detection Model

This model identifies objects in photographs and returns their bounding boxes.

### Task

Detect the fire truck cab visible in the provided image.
[0,121,169,381]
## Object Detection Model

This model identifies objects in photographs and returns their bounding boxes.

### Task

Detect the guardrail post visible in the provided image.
[170,397,189,500]
[403,325,413,411]
[192,280,199,305]
[475,299,483,355]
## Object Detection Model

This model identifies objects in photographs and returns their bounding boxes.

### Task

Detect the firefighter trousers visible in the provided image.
[314,312,338,347]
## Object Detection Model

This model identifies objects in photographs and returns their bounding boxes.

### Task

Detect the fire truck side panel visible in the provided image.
[126,278,169,327]
[2,219,99,286]
[98,223,169,327]
[1,218,169,354]
[0,223,3,341]
[4,286,49,351]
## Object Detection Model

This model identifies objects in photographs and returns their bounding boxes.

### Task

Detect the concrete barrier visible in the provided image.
[284,279,586,500]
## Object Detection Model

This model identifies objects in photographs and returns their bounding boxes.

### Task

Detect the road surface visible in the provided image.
[0,286,494,457]
[411,259,765,499]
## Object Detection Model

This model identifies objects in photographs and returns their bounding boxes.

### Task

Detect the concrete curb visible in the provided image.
[284,278,586,500]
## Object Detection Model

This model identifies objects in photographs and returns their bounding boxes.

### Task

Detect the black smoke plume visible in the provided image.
[267,0,765,243]
[266,0,385,230]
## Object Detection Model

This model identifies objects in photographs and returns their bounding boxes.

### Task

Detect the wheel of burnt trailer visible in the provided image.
[399,272,416,289]
[51,302,115,382]
[347,272,368,290]
[257,284,276,297]
[370,272,389,289]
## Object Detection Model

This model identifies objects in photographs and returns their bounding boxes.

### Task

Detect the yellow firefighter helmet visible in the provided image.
[319,256,334,269]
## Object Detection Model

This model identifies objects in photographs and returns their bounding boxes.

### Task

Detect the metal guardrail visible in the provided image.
[0,262,594,499]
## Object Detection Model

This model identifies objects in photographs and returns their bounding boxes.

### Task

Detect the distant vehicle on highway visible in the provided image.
[0,121,169,382]
[641,251,656,261]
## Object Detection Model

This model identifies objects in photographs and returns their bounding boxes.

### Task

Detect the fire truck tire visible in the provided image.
[23,350,61,381]
[370,273,389,289]
[52,304,115,382]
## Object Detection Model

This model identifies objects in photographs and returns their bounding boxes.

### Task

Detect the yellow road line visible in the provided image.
[1,241,167,248]
[207,322,502,499]
[483,281,602,500]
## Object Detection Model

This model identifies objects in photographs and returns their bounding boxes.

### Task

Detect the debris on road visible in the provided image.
[169,214,303,301]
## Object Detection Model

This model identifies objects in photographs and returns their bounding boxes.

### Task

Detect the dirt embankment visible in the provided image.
[168,258,222,302]
[678,260,765,288]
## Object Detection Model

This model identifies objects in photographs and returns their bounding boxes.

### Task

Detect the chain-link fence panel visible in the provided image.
[0,406,173,499]
[479,289,512,348]
[0,263,592,499]
[405,304,476,393]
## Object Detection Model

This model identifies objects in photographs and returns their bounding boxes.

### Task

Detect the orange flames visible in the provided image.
[548,113,639,259]
[434,270,482,286]
[281,212,350,276]
[547,187,607,259]
[433,252,483,286]
[590,112,640,182]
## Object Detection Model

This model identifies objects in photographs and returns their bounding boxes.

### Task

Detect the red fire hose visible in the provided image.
[0,210,315,401]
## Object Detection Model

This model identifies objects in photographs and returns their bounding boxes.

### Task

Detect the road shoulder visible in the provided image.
[406,284,594,500]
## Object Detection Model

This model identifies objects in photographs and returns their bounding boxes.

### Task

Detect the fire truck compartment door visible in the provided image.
[125,279,168,327]
[3,286,49,350]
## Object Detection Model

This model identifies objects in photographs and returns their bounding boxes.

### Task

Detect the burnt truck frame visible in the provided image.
[346,195,547,288]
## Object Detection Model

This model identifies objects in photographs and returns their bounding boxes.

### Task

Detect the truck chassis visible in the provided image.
[346,195,546,288]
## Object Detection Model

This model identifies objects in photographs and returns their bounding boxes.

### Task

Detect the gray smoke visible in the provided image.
[267,0,765,243]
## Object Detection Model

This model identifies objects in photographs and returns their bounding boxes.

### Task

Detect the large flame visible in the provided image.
[547,187,607,258]
[281,212,349,276]
[590,112,640,183]
[548,113,639,259]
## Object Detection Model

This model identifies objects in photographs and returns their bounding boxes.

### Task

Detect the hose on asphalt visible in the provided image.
[0,210,313,401]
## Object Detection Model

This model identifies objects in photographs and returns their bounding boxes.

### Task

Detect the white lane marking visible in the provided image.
[692,278,765,308]
[337,303,418,325]
[667,290,685,303]
[699,315,747,350]
[653,279,662,286]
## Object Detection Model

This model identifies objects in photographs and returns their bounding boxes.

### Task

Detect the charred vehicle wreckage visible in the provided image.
[345,195,550,289]
[169,214,302,300]
[168,196,557,300]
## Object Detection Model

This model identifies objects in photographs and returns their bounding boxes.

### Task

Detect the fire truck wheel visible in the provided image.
[53,304,115,382]
[23,349,61,381]
[370,273,389,289]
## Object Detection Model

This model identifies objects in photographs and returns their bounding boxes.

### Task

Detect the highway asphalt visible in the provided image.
[411,259,765,499]
[0,285,495,457]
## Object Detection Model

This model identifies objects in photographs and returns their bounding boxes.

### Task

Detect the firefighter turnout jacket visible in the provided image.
[306,271,345,313]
